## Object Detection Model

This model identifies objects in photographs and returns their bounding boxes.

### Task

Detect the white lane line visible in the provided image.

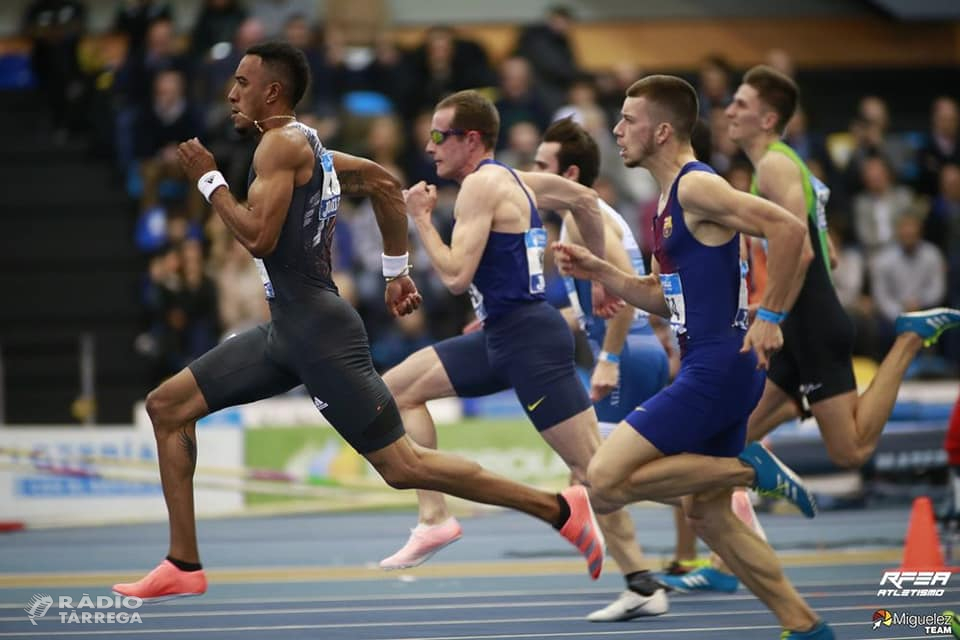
[0,620,876,637]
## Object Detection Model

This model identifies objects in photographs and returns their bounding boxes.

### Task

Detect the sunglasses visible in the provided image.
[429,128,479,145]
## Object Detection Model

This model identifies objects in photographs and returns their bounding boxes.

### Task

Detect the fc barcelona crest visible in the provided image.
[663,215,673,238]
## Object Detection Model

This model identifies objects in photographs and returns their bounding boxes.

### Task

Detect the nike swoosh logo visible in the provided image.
[527,396,546,411]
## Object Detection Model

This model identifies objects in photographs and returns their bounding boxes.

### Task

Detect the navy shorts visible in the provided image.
[434,301,591,431]
[592,333,670,428]
[625,339,765,457]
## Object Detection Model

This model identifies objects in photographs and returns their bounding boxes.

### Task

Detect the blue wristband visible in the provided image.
[598,350,621,364]
[756,307,788,324]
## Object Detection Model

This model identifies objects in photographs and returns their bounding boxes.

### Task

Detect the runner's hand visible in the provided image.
[176,138,217,183]
[590,360,619,402]
[462,317,483,334]
[385,275,421,317]
[741,319,783,369]
[592,282,624,319]
[403,181,437,221]
[552,242,606,280]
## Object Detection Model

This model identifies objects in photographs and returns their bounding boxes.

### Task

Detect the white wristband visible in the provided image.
[197,170,228,203]
[382,253,409,278]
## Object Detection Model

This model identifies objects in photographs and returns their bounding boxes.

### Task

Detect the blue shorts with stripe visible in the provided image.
[591,333,669,425]
[434,301,591,431]
[625,338,764,457]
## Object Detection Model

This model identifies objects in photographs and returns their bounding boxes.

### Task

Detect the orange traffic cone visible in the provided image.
[900,496,960,572]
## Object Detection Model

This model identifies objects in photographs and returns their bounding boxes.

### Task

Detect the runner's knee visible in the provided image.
[586,457,619,506]
[824,443,868,469]
[684,494,733,540]
[145,385,185,433]
[369,441,424,490]
[145,374,204,433]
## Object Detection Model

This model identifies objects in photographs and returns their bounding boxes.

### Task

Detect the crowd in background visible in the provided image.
[21,0,960,385]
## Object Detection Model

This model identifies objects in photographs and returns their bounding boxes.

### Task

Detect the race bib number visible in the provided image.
[468,283,487,322]
[659,272,686,334]
[254,257,275,299]
[563,276,587,331]
[525,228,547,294]
[312,151,341,247]
[735,259,749,330]
[810,174,830,232]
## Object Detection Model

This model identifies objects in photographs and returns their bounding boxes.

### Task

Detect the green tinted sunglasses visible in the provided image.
[430,128,471,144]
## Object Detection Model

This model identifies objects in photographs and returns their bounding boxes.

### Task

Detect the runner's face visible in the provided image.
[227,55,277,132]
[427,107,469,180]
[533,141,561,175]
[613,96,657,168]
[726,84,766,145]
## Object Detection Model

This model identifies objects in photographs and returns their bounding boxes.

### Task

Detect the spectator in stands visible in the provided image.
[249,0,317,39]
[114,16,193,176]
[370,308,434,372]
[403,109,445,187]
[138,243,181,380]
[596,61,641,129]
[178,237,220,357]
[195,17,265,110]
[21,0,88,141]
[697,54,732,119]
[206,217,269,337]
[916,96,960,196]
[514,5,580,114]
[552,73,602,126]
[708,105,739,175]
[870,212,947,344]
[113,0,173,55]
[828,221,881,359]
[765,48,795,79]
[840,95,913,198]
[405,25,495,119]
[497,121,541,170]
[189,0,248,60]
[853,154,916,264]
[363,114,405,178]
[324,29,411,119]
[280,14,332,112]
[494,57,551,148]
[135,69,205,220]
[828,222,866,318]
[926,163,960,255]
[928,163,960,361]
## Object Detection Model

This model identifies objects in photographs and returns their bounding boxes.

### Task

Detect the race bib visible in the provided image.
[312,151,341,247]
[735,259,749,330]
[254,257,275,299]
[810,174,830,232]
[525,228,547,294]
[468,283,487,322]
[659,272,686,334]
[563,276,587,331]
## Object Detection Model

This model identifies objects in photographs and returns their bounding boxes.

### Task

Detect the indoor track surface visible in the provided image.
[0,505,956,639]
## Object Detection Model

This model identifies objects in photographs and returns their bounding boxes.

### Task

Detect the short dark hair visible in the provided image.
[690,118,711,162]
[626,75,699,141]
[542,117,599,186]
[436,90,500,151]
[743,65,798,135]
[246,41,310,108]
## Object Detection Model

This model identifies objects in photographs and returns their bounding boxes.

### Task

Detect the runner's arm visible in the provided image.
[678,170,812,316]
[333,151,409,257]
[518,171,604,259]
